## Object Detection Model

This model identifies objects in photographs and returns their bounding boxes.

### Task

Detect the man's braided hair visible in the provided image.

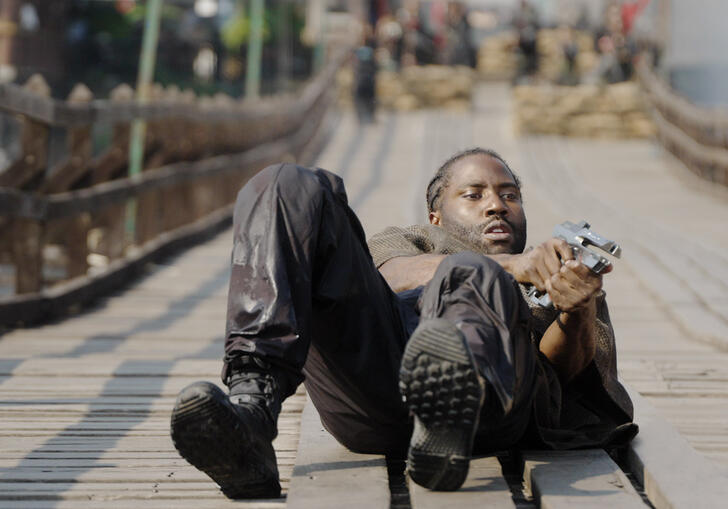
[426,148,522,213]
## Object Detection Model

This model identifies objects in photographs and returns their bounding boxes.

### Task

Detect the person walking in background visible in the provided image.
[353,26,378,123]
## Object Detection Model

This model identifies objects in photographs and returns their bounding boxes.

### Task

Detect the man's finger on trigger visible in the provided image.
[563,259,584,271]
[554,239,574,261]
[544,250,562,274]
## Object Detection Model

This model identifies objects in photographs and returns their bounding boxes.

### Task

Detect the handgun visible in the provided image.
[527,220,621,308]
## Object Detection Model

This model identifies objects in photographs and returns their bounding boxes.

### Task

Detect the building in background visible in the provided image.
[0,1,68,87]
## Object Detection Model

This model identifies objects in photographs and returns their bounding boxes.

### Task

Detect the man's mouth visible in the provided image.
[483,221,513,241]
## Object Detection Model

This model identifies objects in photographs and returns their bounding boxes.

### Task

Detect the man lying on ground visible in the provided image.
[170,147,637,498]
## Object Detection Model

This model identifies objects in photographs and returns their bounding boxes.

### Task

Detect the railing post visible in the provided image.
[12,217,44,294]
[40,84,94,280]
[92,84,134,184]
[39,84,93,193]
[0,74,50,190]
[90,84,134,263]
[65,213,90,280]
[178,89,198,160]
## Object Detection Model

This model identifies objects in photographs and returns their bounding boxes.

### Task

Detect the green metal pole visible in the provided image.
[313,0,325,72]
[126,0,164,243]
[276,1,291,92]
[245,0,264,99]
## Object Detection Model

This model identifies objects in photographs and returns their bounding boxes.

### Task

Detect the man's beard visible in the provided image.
[441,216,527,255]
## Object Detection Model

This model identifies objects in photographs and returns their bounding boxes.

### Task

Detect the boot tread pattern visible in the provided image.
[399,319,485,491]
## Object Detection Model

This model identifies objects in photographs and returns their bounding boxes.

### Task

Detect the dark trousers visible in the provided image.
[224,164,540,455]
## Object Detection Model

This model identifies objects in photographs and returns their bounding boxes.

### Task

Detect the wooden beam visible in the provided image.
[409,455,515,508]
[625,385,728,509]
[522,449,646,509]
[287,398,390,509]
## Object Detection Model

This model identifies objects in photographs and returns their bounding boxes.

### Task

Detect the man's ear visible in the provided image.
[429,211,441,225]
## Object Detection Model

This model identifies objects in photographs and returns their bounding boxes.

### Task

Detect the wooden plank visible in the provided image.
[0,493,286,509]
[408,455,515,508]
[625,385,728,509]
[287,397,390,509]
[522,449,646,509]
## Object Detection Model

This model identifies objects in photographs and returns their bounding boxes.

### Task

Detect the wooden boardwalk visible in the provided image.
[0,233,305,507]
[1,82,728,507]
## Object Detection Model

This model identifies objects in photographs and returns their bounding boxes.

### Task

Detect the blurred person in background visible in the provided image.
[443,1,475,67]
[375,13,404,70]
[513,0,539,83]
[558,26,580,86]
[588,0,646,85]
[353,25,378,123]
[397,0,420,67]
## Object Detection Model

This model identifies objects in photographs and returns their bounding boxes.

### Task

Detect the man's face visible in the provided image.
[430,155,527,254]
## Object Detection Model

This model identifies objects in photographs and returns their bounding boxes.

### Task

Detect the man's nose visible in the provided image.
[484,193,507,216]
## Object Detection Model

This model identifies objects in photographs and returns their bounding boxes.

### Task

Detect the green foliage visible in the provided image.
[221,11,249,51]
[221,4,281,52]
[124,3,184,24]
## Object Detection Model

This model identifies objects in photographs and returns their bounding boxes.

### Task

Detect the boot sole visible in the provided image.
[399,319,485,491]
[170,382,281,499]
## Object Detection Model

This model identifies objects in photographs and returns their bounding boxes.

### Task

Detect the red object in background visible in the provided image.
[429,0,447,50]
[378,0,388,17]
[621,0,650,34]
[115,0,136,15]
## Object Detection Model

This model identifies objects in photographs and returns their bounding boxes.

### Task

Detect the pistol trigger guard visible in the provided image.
[526,285,554,309]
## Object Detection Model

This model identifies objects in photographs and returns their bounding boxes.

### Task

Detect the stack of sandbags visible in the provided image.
[377,65,474,111]
[336,65,473,110]
[513,81,656,138]
[536,28,599,81]
[477,31,518,79]
[476,28,599,81]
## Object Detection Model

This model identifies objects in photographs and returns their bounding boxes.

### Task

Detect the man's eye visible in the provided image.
[464,193,482,199]
[501,192,519,200]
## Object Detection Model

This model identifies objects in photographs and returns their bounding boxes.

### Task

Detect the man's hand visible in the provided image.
[378,241,607,381]
[502,238,575,290]
[545,259,608,313]
[537,253,611,382]
[509,238,609,382]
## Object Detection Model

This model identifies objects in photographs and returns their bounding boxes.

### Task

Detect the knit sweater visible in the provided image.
[368,224,636,449]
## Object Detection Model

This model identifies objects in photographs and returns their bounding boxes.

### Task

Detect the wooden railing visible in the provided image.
[0,49,347,326]
[636,56,728,186]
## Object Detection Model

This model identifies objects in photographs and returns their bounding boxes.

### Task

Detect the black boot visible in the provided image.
[170,355,283,499]
[399,318,486,491]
